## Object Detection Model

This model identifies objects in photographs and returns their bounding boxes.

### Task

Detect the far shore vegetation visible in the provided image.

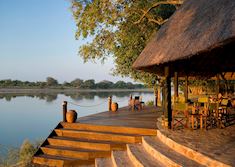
[0,77,145,90]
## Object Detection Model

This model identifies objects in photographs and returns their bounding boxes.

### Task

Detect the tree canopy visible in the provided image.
[0,78,145,89]
[71,0,182,85]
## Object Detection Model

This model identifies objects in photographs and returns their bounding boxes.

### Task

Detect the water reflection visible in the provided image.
[0,93,58,102]
[0,90,154,148]
[0,91,152,102]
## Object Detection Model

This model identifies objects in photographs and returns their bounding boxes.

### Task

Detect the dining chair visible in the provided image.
[218,98,229,128]
[205,102,219,130]
[172,103,189,130]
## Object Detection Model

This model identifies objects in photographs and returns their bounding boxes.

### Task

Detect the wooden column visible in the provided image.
[62,101,67,122]
[162,84,165,115]
[216,74,220,95]
[154,87,158,107]
[185,75,188,102]
[157,86,161,107]
[164,66,172,129]
[174,72,179,101]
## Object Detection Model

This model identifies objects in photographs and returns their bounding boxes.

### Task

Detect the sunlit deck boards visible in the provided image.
[77,106,162,129]
[32,106,161,166]
[33,105,234,166]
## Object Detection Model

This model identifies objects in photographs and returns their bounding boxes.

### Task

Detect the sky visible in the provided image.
[0,0,135,83]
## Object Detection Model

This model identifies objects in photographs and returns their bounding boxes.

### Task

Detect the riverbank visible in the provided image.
[0,88,153,94]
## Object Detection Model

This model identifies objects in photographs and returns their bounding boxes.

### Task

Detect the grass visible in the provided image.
[0,139,42,167]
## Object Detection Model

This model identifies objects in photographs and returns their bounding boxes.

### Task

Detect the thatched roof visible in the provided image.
[133,0,235,76]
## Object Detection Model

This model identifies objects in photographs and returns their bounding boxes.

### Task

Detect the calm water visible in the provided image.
[0,91,154,148]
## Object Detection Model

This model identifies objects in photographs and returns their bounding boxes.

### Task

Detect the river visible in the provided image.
[0,90,154,148]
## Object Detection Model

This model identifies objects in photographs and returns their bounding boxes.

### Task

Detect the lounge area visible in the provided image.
[171,94,235,130]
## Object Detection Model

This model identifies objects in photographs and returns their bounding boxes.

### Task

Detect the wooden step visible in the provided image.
[54,129,142,143]
[142,136,203,167]
[40,145,110,160]
[32,154,94,167]
[95,158,113,167]
[47,137,126,151]
[156,130,229,167]
[111,150,134,167]
[61,122,157,136]
[127,144,164,167]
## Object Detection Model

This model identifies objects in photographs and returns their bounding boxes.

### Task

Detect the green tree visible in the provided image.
[126,82,135,89]
[82,79,95,89]
[71,0,182,84]
[114,81,126,89]
[96,80,114,89]
[46,77,58,87]
[70,78,83,88]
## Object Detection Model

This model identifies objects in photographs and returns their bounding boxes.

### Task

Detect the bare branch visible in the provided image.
[134,0,183,25]
[148,18,169,25]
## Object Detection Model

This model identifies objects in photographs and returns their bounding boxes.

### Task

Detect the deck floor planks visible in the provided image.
[77,106,162,129]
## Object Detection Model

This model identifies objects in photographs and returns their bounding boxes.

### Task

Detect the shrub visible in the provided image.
[146,100,154,106]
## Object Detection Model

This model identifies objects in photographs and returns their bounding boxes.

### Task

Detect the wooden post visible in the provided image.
[162,83,165,115]
[164,66,172,129]
[62,101,67,122]
[174,72,179,102]
[185,75,188,102]
[157,86,161,107]
[154,87,158,107]
[216,74,220,95]
[108,96,112,111]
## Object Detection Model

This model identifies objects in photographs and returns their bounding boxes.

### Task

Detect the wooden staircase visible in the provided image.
[32,122,229,167]
[32,122,156,167]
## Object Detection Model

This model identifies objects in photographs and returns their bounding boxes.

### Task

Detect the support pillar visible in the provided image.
[164,66,172,129]
[185,75,188,102]
[154,87,158,107]
[216,74,220,95]
[157,86,161,107]
[174,72,179,102]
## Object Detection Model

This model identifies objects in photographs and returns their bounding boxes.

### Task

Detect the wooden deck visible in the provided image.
[77,106,162,129]
[32,106,233,167]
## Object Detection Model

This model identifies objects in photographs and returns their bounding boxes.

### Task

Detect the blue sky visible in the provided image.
[0,0,134,83]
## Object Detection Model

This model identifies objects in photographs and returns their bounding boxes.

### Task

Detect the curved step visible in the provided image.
[47,136,126,151]
[142,136,203,167]
[33,154,94,167]
[95,158,113,167]
[156,130,230,167]
[61,122,157,135]
[127,144,164,167]
[111,150,134,167]
[54,129,142,143]
[40,145,110,160]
